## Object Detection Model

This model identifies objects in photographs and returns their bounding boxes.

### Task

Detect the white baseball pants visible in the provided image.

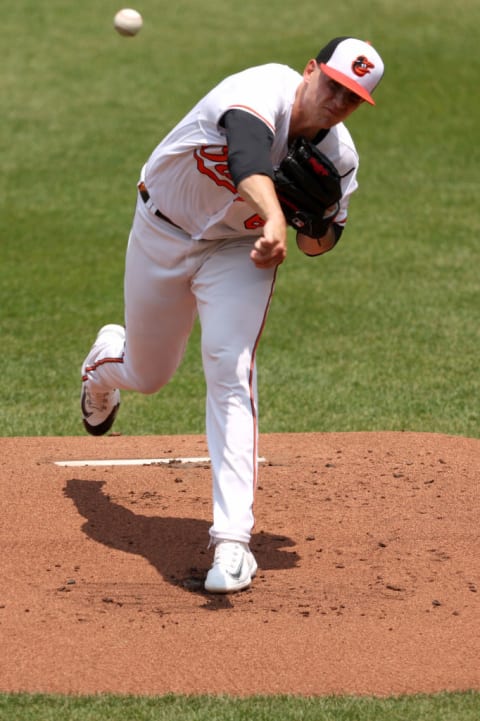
[88,196,277,543]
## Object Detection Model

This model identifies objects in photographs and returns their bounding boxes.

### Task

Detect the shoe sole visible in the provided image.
[204,576,253,593]
[82,404,120,436]
[81,388,120,436]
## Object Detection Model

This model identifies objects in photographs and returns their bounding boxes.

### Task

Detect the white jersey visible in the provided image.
[143,63,359,240]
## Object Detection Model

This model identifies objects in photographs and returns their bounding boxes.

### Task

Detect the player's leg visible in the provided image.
[81,202,197,434]
[194,238,277,590]
[121,209,198,394]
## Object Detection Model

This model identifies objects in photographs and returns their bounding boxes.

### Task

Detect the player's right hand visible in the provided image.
[250,232,287,269]
[237,174,287,268]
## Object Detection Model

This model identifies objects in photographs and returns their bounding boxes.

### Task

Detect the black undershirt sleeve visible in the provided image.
[220,109,275,187]
[222,110,345,249]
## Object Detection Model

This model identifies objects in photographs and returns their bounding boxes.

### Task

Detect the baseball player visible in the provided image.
[80,37,384,593]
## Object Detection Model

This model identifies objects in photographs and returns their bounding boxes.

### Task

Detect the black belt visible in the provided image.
[138,182,181,229]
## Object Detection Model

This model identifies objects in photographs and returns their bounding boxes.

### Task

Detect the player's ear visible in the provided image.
[303,59,318,82]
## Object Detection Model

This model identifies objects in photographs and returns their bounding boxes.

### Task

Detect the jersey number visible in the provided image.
[194,145,266,231]
[194,146,236,194]
[244,214,265,230]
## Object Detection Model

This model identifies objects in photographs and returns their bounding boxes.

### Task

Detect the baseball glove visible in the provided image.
[274,137,342,237]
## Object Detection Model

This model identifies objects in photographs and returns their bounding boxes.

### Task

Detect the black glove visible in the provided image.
[274,137,342,237]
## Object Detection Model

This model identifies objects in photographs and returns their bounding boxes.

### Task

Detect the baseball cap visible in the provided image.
[316,37,384,105]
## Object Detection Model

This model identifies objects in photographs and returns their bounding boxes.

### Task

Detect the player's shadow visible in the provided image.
[64,479,299,606]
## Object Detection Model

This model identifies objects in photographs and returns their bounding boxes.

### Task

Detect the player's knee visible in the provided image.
[126,371,168,395]
[134,380,160,395]
[125,360,177,394]
[204,347,248,389]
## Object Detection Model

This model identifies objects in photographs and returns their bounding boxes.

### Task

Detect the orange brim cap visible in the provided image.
[316,37,384,106]
[320,63,376,105]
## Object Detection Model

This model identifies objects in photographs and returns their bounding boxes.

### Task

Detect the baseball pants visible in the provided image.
[87,195,277,543]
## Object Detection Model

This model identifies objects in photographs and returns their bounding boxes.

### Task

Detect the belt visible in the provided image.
[138,181,181,229]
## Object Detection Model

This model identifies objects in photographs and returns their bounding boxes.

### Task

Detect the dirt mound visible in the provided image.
[0,431,478,696]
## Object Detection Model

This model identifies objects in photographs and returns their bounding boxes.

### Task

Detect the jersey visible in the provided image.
[143,63,360,240]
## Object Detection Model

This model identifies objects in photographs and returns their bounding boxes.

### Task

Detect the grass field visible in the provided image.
[1,0,479,717]
[1,690,480,721]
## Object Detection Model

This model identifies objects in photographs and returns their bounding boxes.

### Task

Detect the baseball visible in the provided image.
[113,8,143,36]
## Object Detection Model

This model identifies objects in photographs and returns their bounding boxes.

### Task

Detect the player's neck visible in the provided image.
[289,96,329,141]
[288,122,328,143]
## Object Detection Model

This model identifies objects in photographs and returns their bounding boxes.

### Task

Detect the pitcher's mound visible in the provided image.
[0,431,478,697]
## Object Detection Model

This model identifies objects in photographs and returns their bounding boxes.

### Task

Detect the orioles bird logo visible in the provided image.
[352,55,374,77]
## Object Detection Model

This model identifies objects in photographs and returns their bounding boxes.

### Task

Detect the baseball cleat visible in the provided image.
[204,540,257,593]
[81,383,120,436]
[81,324,124,436]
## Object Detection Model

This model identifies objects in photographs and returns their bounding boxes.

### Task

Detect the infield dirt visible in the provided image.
[0,431,478,696]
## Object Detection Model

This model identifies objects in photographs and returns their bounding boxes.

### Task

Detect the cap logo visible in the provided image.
[351,55,375,78]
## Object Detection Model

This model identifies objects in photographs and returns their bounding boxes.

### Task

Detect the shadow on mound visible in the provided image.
[64,478,298,607]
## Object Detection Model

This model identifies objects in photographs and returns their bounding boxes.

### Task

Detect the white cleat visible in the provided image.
[81,384,120,436]
[204,540,257,593]
[81,324,124,436]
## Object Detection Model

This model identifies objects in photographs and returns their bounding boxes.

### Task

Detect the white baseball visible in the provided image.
[113,8,143,37]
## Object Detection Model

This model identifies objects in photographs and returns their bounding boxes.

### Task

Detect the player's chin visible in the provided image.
[321,109,341,127]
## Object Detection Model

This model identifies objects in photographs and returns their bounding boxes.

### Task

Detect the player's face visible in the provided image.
[302,61,364,128]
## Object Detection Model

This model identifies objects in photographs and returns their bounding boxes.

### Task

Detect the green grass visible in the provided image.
[1,0,479,438]
[0,0,479,717]
[1,691,479,721]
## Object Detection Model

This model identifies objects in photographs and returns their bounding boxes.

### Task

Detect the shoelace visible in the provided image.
[85,390,112,412]
[214,542,244,571]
